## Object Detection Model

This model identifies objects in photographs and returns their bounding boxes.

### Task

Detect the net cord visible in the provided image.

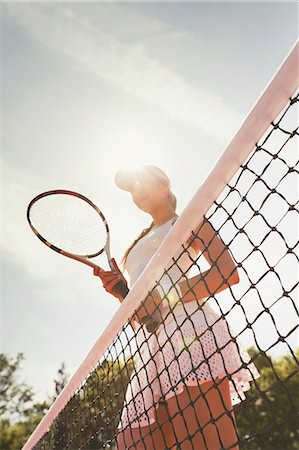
[22,39,299,450]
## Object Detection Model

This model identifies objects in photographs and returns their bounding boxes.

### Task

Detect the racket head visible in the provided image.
[27,190,110,259]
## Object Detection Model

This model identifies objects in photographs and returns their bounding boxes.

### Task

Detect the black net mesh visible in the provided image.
[31,92,298,450]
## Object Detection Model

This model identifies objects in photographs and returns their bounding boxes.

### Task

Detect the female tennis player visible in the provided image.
[94,165,260,450]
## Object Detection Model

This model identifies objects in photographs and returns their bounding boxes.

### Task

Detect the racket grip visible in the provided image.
[113,281,130,299]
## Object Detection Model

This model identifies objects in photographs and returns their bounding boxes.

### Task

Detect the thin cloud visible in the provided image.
[4,3,242,141]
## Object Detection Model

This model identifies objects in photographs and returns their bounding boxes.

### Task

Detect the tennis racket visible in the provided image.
[27,189,129,299]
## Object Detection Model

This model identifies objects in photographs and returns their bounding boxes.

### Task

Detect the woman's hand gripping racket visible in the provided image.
[27,190,129,301]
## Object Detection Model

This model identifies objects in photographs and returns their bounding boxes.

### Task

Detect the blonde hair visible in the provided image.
[121,191,177,270]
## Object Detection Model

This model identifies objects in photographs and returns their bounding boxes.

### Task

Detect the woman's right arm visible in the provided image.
[93,258,129,303]
[94,262,140,331]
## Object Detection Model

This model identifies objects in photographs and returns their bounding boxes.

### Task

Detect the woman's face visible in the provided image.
[130,177,169,213]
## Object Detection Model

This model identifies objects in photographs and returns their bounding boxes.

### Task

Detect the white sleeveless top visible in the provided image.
[125,217,218,322]
[125,217,189,287]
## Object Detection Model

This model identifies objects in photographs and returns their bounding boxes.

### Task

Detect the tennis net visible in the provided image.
[23,41,298,450]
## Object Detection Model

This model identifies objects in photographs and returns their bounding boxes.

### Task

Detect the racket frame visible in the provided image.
[27,189,114,271]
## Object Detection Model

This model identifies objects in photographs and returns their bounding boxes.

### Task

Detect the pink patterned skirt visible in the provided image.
[117,300,260,430]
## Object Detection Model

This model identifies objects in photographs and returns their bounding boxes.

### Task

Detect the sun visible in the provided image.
[102,121,166,171]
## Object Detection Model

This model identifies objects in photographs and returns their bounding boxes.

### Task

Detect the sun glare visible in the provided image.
[102,122,167,172]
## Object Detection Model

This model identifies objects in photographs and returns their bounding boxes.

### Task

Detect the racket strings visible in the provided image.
[29,195,108,256]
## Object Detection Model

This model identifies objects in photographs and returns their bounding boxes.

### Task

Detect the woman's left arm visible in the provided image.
[180,219,240,302]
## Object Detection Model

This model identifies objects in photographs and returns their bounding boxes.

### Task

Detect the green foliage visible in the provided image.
[235,346,299,450]
[0,402,49,450]
[0,354,64,450]
[0,353,47,450]
[1,348,298,449]
[36,357,135,449]
[51,362,70,403]
[0,353,34,418]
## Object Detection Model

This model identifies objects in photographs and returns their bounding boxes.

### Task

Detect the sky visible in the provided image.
[1,1,298,403]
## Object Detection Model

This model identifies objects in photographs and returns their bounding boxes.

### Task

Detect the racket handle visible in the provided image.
[113,281,130,299]
[109,258,129,299]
